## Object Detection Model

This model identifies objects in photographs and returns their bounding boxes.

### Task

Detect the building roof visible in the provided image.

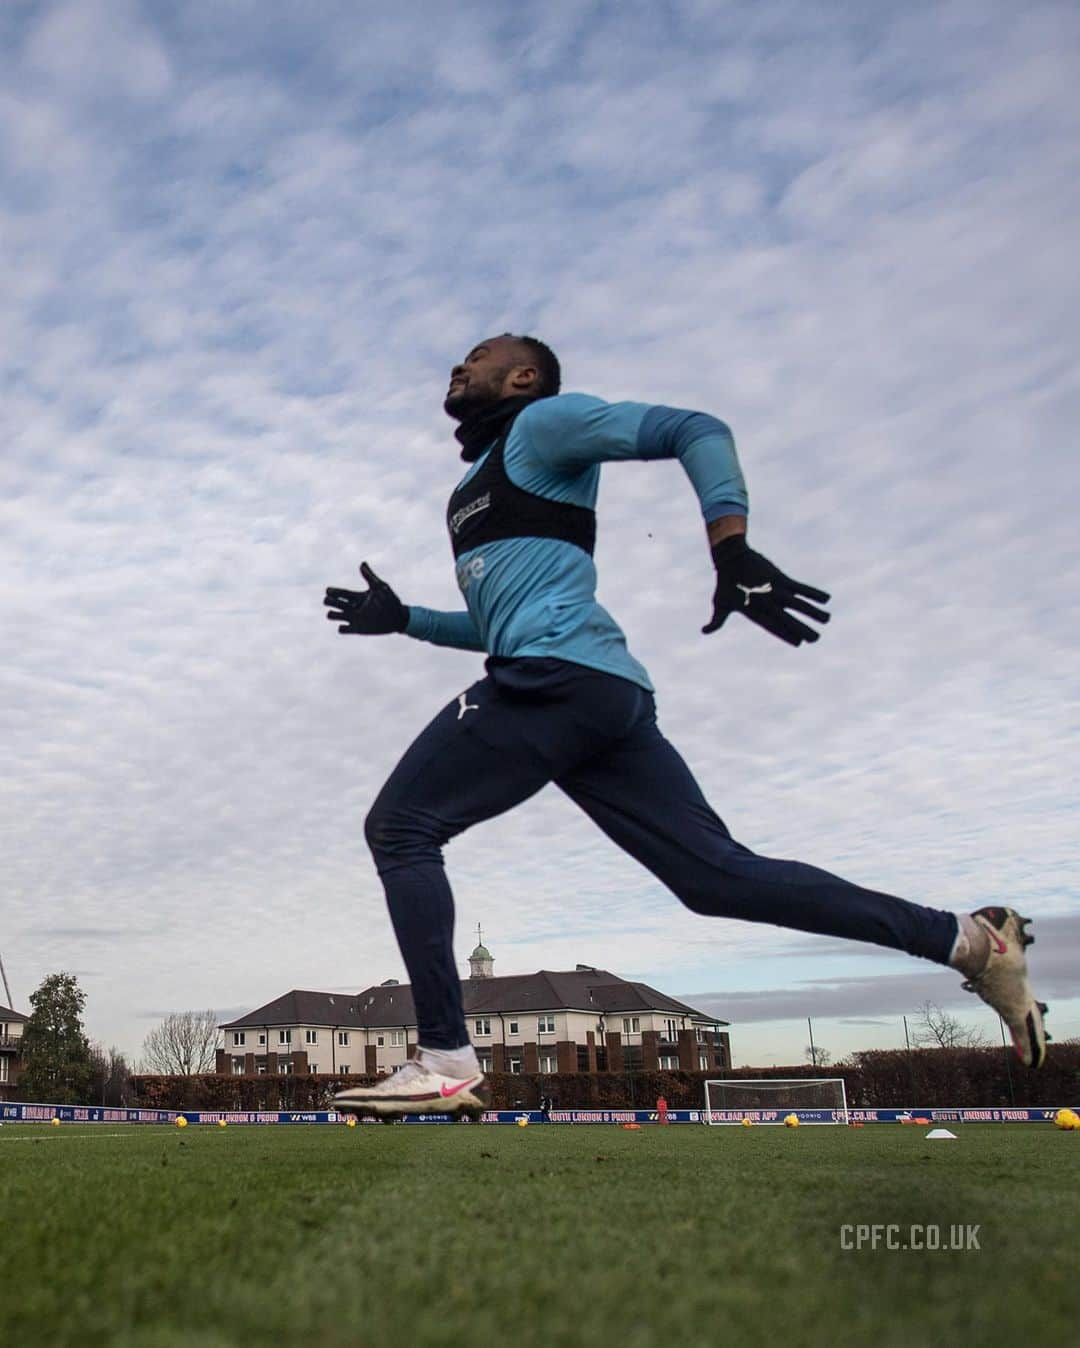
[221,971,727,1031]
[462,970,724,1021]
[220,990,371,1031]
[0,1004,27,1022]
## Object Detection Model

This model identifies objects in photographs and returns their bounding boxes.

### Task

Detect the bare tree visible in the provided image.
[88,1044,133,1105]
[911,1001,990,1050]
[804,1045,833,1067]
[141,1010,219,1075]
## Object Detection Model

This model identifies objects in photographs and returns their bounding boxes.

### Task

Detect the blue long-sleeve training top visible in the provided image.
[404,392,748,692]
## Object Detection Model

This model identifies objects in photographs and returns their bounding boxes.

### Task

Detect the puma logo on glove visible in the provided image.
[736,581,773,607]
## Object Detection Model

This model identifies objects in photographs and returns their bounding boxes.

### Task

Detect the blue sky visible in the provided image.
[3,0,1077,1068]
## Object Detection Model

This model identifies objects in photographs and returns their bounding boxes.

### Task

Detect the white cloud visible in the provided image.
[25,0,173,101]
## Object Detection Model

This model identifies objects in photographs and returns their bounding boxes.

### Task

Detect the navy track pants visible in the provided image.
[364,658,958,1049]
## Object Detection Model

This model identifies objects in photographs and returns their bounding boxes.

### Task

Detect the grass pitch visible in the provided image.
[2,1121,1077,1347]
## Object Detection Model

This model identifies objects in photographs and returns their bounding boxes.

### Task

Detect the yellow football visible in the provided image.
[175,1116,188,1129]
[784,1113,800,1128]
[740,1117,753,1127]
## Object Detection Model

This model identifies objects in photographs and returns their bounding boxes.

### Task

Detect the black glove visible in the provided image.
[324,562,409,635]
[704,536,830,646]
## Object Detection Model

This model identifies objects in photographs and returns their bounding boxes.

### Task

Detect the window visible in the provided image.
[305,1030,318,1045]
[622,1017,640,1035]
[507,1020,519,1036]
[278,1062,291,1074]
[390,1030,405,1047]
[508,1055,522,1074]
[338,1032,350,1047]
[474,1018,491,1037]
[659,1054,678,1070]
[699,1052,709,1070]
[232,1031,246,1047]
[664,1019,678,1040]
[340,1064,350,1075]
[539,1054,557,1074]
[478,1054,493,1073]
[278,1029,292,1045]
[576,1046,590,1072]
[537,1015,555,1035]
[258,1033,266,1046]
[0,1058,8,1084]
[376,1034,385,1047]
[232,1060,244,1075]
[696,1027,706,1043]
[624,1045,644,1071]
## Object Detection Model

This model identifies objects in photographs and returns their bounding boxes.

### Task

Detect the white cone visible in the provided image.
[925,1128,957,1139]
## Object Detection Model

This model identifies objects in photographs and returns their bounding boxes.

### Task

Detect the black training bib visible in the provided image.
[446,431,596,560]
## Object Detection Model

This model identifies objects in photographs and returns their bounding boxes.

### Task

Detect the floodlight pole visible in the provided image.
[999,1017,1016,1106]
[807,1017,817,1068]
[0,950,13,1009]
[902,1015,918,1101]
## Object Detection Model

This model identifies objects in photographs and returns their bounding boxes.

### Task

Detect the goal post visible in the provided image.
[703,1078,849,1125]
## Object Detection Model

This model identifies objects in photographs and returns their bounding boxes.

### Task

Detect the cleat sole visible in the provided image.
[968,907,1047,1069]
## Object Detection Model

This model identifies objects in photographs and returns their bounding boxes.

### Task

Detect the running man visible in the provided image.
[326,334,1047,1118]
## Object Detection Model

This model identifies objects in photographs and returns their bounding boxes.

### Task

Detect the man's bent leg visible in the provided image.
[363,659,645,1050]
[558,710,958,963]
[365,673,555,1049]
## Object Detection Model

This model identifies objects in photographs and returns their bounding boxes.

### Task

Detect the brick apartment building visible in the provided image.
[0,1003,27,1101]
[218,943,730,1078]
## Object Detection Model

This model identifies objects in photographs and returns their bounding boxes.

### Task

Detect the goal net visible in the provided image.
[703,1078,849,1125]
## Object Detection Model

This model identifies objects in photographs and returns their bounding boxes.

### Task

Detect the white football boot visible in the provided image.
[333,1054,490,1119]
[962,906,1048,1068]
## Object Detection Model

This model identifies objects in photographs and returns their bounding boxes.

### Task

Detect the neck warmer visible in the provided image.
[454,395,538,462]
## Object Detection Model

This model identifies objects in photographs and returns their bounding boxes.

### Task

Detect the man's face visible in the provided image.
[444,336,536,420]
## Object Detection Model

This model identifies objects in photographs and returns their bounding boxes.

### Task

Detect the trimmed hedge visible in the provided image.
[131,1042,1078,1112]
[722,1045,1079,1110]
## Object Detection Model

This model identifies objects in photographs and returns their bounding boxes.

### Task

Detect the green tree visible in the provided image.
[19,973,93,1104]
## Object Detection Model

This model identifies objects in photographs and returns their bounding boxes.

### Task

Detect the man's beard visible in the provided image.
[443,384,498,421]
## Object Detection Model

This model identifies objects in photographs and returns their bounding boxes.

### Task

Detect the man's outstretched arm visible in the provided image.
[523,394,831,645]
[404,606,486,651]
[324,563,485,651]
[640,410,830,644]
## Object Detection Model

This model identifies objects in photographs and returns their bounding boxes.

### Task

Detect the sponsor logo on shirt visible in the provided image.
[449,492,491,535]
[456,554,486,592]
